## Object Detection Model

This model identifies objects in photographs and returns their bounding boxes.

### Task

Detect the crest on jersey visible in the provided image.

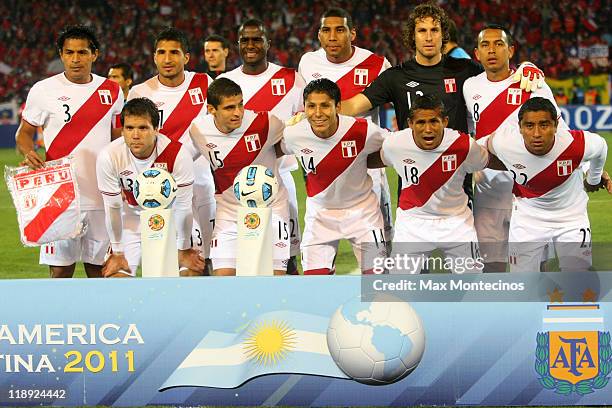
[444,78,457,93]
[507,88,523,105]
[245,134,261,152]
[341,141,357,158]
[442,154,457,172]
[354,69,369,86]
[189,88,205,105]
[557,160,573,176]
[271,79,286,96]
[153,163,168,171]
[98,90,113,105]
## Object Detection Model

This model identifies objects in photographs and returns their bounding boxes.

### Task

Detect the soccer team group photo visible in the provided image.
[2,1,611,278]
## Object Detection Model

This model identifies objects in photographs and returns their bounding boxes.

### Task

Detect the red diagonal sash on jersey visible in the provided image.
[513,130,585,198]
[160,73,209,142]
[45,79,120,161]
[123,141,184,205]
[23,183,76,242]
[244,67,295,112]
[336,54,385,100]
[399,133,470,210]
[212,112,269,193]
[475,82,529,139]
[154,141,182,173]
[305,119,368,197]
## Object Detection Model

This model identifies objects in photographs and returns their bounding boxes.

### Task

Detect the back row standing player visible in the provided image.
[298,7,393,243]
[16,25,123,278]
[127,28,213,274]
[464,24,565,272]
[220,19,305,273]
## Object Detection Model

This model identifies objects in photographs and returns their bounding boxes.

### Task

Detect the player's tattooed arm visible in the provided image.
[584,170,612,194]
[15,119,44,169]
[367,151,385,169]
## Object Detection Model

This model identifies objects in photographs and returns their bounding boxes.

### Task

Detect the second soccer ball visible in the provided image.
[233,165,278,208]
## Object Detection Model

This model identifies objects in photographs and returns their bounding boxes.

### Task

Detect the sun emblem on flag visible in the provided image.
[243,320,297,366]
[148,214,165,231]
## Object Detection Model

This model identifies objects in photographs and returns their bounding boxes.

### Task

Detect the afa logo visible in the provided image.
[535,330,611,395]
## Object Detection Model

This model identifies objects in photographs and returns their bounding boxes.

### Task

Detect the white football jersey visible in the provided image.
[220,63,305,173]
[281,115,388,209]
[219,62,305,121]
[128,71,214,196]
[490,127,607,226]
[382,128,488,218]
[463,71,564,210]
[22,73,123,210]
[96,133,195,218]
[298,46,391,124]
[190,110,287,221]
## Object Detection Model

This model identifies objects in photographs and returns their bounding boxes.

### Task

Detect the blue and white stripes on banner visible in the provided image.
[159,310,349,389]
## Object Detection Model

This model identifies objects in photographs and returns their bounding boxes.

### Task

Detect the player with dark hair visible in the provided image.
[219,18,306,274]
[298,6,394,246]
[108,62,133,100]
[486,97,609,272]
[203,34,229,79]
[97,98,202,277]
[369,94,488,274]
[464,24,565,272]
[444,20,470,59]
[16,25,123,278]
[190,78,290,275]
[280,79,388,275]
[128,27,214,275]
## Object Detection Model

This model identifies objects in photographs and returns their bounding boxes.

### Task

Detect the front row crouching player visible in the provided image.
[97,98,204,277]
[280,79,388,275]
[190,78,290,276]
[370,95,487,274]
[486,97,610,272]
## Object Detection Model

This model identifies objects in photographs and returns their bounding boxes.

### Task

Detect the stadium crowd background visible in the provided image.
[0,0,609,105]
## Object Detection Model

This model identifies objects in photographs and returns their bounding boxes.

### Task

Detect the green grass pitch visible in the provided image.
[1,132,611,278]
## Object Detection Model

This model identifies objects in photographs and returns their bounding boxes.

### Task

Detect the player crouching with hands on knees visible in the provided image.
[190,78,290,276]
[368,95,487,274]
[96,98,204,277]
[485,97,610,273]
[279,79,389,275]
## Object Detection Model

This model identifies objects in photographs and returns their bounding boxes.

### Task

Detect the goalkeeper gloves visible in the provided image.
[513,62,545,93]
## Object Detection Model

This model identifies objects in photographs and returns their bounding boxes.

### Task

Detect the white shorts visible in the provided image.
[509,212,592,273]
[392,209,482,274]
[210,213,290,271]
[280,169,301,256]
[40,210,109,266]
[473,206,511,263]
[369,168,394,244]
[301,193,387,274]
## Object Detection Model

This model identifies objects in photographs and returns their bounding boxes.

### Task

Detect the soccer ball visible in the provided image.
[327,295,426,385]
[134,168,177,209]
[233,165,278,208]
